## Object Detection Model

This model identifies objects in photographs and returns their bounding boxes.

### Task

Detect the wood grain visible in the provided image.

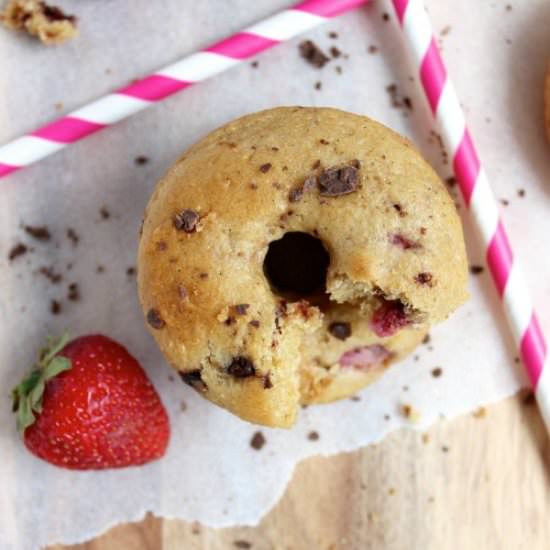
[49,392,550,550]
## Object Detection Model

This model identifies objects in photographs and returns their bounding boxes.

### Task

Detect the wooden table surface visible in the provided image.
[50,392,550,550]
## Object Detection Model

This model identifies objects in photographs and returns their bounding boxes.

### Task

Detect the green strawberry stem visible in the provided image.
[12,333,72,433]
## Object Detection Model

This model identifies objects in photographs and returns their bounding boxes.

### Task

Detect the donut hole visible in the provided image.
[263,232,330,300]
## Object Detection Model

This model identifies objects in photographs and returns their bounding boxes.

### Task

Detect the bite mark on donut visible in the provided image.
[179,370,208,393]
[146,308,165,329]
[415,272,434,287]
[390,233,421,250]
[328,322,352,341]
[318,164,359,197]
[174,209,200,233]
[226,356,256,378]
[339,344,391,370]
[370,300,411,337]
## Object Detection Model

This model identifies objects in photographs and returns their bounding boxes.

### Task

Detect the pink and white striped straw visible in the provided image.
[392,0,550,430]
[0,0,368,179]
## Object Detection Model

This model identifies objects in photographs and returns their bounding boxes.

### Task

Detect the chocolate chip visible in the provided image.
[251,61,259,68]
[299,40,330,68]
[147,308,165,329]
[250,431,266,450]
[235,304,250,315]
[469,265,484,275]
[312,159,321,170]
[263,373,273,389]
[135,155,149,165]
[431,367,443,378]
[50,300,61,315]
[66,227,79,246]
[350,159,361,169]
[328,322,351,340]
[8,243,28,261]
[307,431,320,441]
[99,207,110,220]
[67,283,80,301]
[199,272,208,280]
[179,370,207,393]
[314,81,322,91]
[415,272,433,286]
[23,225,50,241]
[517,188,525,198]
[224,316,236,326]
[318,165,359,197]
[393,203,407,217]
[289,188,304,202]
[319,139,330,145]
[249,319,260,328]
[227,356,256,378]
[259,163,272,173]
[174,209,200,233]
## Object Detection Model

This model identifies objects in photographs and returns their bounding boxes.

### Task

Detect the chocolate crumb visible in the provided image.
[234,542,252,550]
[96,265,105,273]
[420,227,427,235]
[415,272,433,286]
[299,40,330,68]
[50,300,61,315]
[328,31,338,39]
[368,45,378,54]
[382,12,390,21]
[431,367,443,378]
[235,304,250,315]
[67,282,80,301]
[263,373,273,389]
[422,334,431,345]
[314,81,322,91]
[126,266,136,276]
[289,187,304,202]
[403,97,413,110]
[393,203,407,217]
[38,266,62,284]
[251,61,259,68]
[8,243,28,261]
[328,321,351,341]
[66,227,79,246]
[174,209,200,233]
[147,308,165,329]
[329,46,341,58]
[99,207,110,220]
[517,188,525,198]
[179,370,207,393]
[259,163,272,173]
[135,155,149,165]
[224,316,236,326]
[318,165,359,197]
[249,319,260,328]
[24,225,50,241]
[312,159,321,170]
[500,199,509,207]
[271,146,279,152]
[469,265,484,275]
[308,431,320,441]
[227,356,256,378]
[250,431,266,450]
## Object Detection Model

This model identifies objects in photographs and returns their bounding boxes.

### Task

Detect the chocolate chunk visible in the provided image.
[319,139,329,145]
[147,308,165,329]
[8,243,27,261]
[263,373,273,389]
[174,209,200,233]
[99,207,110,220]
[24,225,50,241]
[415,272,433,286]
[318,165,359,197]
[50,300,61,315]
[259,163,272,173]
[328,322,352,341]
[308,431,320,441]
[179,370,207,393]
[67,282,80,301]
[445,176,456,187]
[289,187,304,202]
[134,155,149,165]
[250,431,266,450]
[66,227,79,246]
[226,356,256,378]
[235,304,250,315]
[299,40,330,68]
[224,316,236,326]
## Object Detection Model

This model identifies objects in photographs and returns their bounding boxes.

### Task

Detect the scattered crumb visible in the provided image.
[368,45,378,54]
[328,31,338,39]
[522,391,535,406]
[335,65,342,74]
[388,487,396,496]
[96,265,105,274]
[440,25,452,36]
[126,266,136,276]
[431,367,443,378]
[233,542,252,549]
[191,522,201,535]
[500,198,509,207]
[402,385,409,392]
[514,357,520,364]
[67,282,80,301]
[505,4,512,11]
[24,225,51,241]
[99,206,110,220]
[54,101,63,111]
[168,374,175,382]
[385,84,413,114]
[422,334,431,345]
[250,431,266,450]
[299,39,330,68]
[180,401,187,412]
[382,12,390,22]
[428,496,435,503]
[250,60,259,68]
[50,299,61,315]
[367,511,379,523]
[428,130,448,164]
[384,414,391,421]
[421,433,430,444]
[307,431,320,441]
[472,407,486,419]
[0,0,78,45]
[413,355,419,362]
[66,227,79,246]
[469,265,484,275]
[517,188,525,198]
[314,81,322,90]
[134,155,149,166]
[8,242,28,261]
[441,445,450,453]
[38,266,62,284]
[401,404,421,422]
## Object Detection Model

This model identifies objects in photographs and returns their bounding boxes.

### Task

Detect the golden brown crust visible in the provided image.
[138,107,468,427]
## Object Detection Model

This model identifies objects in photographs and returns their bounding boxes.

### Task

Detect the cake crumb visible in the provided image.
[0,0,78,45]
[401,404,421,422]
[472,407,486,419]
[421,433,430,444]
[517,188,525,198]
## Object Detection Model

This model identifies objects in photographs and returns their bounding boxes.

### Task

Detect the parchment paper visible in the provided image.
[1,0,549,548]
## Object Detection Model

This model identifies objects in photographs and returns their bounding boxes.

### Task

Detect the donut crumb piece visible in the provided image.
[298,40,330,68]
[226,356,256,378]
[179,370,208,393]
[250,431,266,450]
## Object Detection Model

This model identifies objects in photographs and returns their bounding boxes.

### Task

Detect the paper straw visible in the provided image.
[0,0,368,179]
[392,0,550,431]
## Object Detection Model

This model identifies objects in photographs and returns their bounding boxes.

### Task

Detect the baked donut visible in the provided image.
[138,107,468,428]
[545,64,550,143]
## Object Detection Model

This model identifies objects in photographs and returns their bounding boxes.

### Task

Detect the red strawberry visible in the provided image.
[12,334,170,470]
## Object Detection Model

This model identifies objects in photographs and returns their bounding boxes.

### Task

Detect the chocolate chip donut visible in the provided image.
[138,107,468,428]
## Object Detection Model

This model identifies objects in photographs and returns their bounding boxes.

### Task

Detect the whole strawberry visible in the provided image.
[12,334,170,470]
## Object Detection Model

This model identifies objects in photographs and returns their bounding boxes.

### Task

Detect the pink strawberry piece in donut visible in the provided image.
[370,299,411,337]
[339,344,390,370]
